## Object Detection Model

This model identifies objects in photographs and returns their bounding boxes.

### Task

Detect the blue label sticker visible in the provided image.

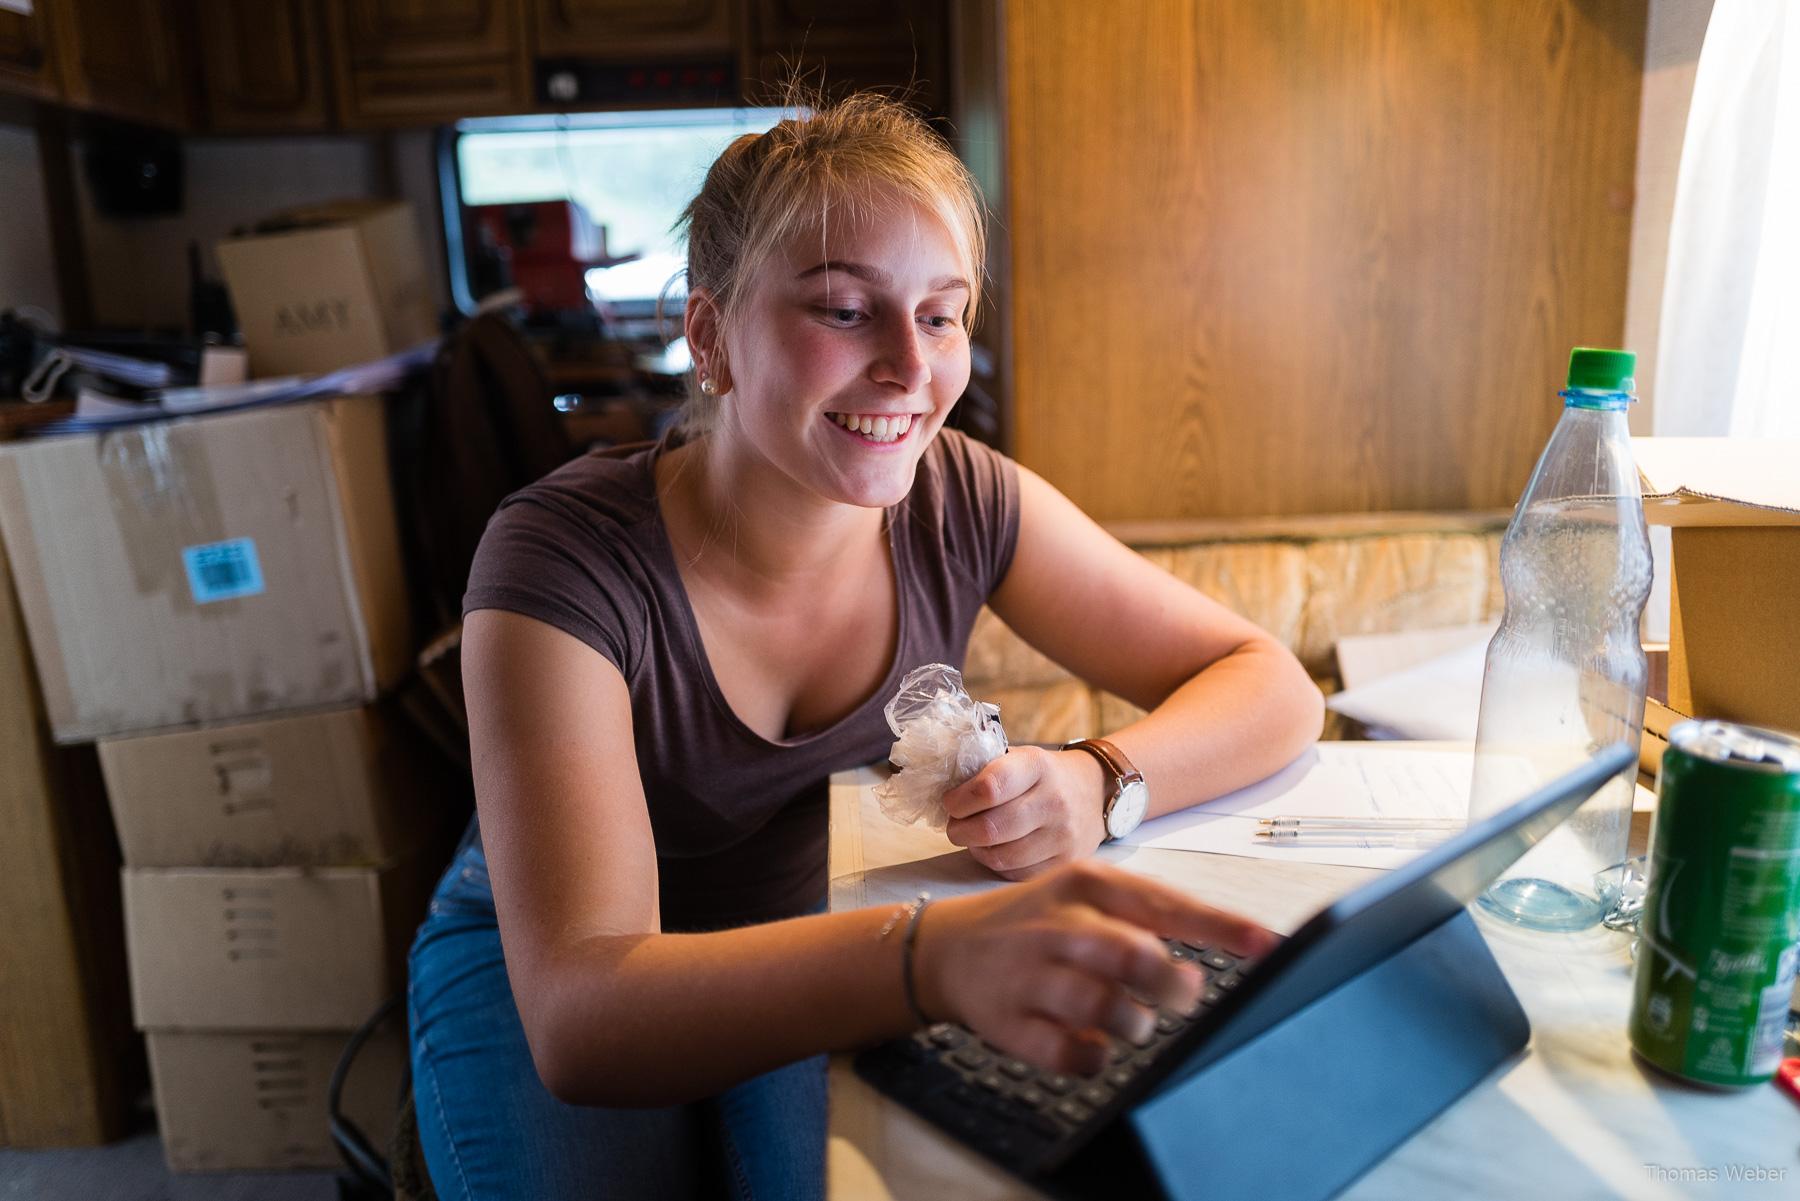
[182,538,265,604]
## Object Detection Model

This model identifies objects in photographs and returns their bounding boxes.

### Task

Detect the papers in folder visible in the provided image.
[1119,742,1529,869]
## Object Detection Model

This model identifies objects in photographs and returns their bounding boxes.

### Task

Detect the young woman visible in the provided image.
[408,93,1324,1200]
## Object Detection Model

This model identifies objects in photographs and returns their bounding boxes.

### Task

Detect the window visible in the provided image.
[441,108,789,328]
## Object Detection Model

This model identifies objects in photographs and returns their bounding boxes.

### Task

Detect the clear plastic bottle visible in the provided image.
[1468,347,1653,932]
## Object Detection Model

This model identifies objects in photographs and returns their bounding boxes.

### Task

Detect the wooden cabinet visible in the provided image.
[5,0,950,129]
[753,0,939,49]
[195,0,332,132]
[48,0,189,128]
[326,0,530,126]
[746,0,947,111]
[537,0,734,60]
[0,2,59,102]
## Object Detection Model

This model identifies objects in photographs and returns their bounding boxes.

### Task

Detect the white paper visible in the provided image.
[1122,743,1487,867]
[1121,741,1662,870]
[1326,636,1490,742]
[1334,622,1496,692]
[73,388,147,420]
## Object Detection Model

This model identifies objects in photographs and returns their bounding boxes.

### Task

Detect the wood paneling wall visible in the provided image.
[1001,0,1646,520]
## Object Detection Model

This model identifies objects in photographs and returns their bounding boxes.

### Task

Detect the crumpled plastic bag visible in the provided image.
[873,663,1009,830]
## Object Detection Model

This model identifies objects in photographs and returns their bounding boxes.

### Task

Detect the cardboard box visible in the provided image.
[122,860,426,1031]
[148,1025,405,1173]
[98,705,433,869]
[0,397,411,742]
[217,200,437,378]
[1636,438,1800,737]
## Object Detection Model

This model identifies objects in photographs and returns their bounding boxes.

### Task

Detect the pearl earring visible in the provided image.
[699,376,718,396]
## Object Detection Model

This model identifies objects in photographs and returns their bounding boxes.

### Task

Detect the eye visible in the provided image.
[919,313,963,333]
[820,306,868,326]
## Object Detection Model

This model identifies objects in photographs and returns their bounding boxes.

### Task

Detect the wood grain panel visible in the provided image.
[0,537,139,1146]
[196,0,332,132]
[1002,0,1646,520]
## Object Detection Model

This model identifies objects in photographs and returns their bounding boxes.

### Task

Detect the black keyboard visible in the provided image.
[853,939,1257,1179]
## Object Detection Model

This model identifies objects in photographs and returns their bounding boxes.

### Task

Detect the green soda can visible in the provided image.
[1629,720,1800,1087]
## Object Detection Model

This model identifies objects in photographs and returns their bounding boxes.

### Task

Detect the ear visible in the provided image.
[683,287,732,394]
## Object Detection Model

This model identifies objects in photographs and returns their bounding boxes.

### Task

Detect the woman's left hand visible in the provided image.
[942,747,1111,881]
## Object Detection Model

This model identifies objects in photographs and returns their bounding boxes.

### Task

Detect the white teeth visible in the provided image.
[827,412,913,442]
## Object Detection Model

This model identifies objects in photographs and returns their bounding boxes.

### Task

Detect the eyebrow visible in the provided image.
[795,260,969,294]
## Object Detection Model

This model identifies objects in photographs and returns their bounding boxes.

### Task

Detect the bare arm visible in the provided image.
[948,466,1324,877]
[464,608,1275,1106]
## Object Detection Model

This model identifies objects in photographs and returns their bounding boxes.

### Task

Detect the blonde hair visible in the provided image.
[670,90,987,435]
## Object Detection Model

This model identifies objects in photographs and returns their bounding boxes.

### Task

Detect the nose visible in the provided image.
[869,313,931,395]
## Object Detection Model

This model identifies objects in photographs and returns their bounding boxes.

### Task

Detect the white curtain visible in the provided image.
[1654,0,1799,437]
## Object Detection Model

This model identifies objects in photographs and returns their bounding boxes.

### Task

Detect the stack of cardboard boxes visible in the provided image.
[1634,438,1800,770]
[0,395,440,1171]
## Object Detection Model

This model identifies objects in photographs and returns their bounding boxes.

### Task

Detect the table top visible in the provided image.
[825,765,1800,1200]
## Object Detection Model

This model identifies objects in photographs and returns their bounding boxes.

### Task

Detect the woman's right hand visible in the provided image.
[911,859,1280,1076]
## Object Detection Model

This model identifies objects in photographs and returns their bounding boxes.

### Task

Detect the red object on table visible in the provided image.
[1777,1058,1800,1107]
[470,200,638,315]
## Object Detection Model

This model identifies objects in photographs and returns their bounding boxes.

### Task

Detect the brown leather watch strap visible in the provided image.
[1062,737,1142,784]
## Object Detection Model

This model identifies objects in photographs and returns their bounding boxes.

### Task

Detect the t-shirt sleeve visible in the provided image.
[461,495,647,679]
[932,429,1022,598]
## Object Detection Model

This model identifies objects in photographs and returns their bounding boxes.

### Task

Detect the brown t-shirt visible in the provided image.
[461,428,1021,931]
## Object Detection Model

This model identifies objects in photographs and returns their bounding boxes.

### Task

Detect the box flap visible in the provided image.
[1633,437,1800,528]
[231,199,406,240]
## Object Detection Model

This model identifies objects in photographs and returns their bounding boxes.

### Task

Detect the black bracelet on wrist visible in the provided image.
[900,891,934,1027]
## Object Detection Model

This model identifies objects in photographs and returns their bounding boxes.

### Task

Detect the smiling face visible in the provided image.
[700,194,975,511]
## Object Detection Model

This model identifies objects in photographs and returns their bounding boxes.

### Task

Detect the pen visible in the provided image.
[1257,816,1463,831]
[1254,829,1449,849]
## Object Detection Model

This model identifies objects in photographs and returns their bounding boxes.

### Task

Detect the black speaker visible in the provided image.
[84,125,184,218]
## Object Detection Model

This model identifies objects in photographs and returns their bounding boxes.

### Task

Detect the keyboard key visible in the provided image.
[1053,1098,1092,1125]
[951,1047,993,1071]
[1016,1086,1048,1109]
[976,1071,1008,1093]
[947,1082,978,1107]
[1039,1073,1076,1095]
[1217,974,1243,991]
[1168,944,1196,962]
[1201,952,1236,971]
[998,1057,1033,1080]
[1154,1012,1183,1035]
[1028,1114,1063,1140]
[928,1024,968,1048]
[1077,1084,1112,1109]
[1105,1066,1135,1089]
[1203,986,1224,1006]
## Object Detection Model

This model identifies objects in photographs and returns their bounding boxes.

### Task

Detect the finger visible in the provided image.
[966,823,1061,871]
[1059,860,1280,957]
[942,750,1042,820]
[1050,910,1206,1016]
[989,1013,1111,1078]
[945,794,1041,849]
[1032,962,1159,1049]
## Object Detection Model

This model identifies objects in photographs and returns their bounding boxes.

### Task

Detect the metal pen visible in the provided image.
[1254,829,1449,849]
[1257,816,1464,831]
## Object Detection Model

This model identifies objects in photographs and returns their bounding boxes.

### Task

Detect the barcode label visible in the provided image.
[1749,944,1799,1075]
[182,538,265,604]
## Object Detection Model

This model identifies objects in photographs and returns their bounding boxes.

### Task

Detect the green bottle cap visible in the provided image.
[1566,347,1635,392]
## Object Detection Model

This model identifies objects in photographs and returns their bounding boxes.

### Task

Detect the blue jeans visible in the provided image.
[407,841,827,1200]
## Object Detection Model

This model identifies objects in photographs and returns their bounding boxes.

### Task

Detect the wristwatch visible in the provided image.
[1061,738,1149,842]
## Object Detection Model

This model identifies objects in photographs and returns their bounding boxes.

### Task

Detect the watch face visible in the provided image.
[1107,779,1150,838]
